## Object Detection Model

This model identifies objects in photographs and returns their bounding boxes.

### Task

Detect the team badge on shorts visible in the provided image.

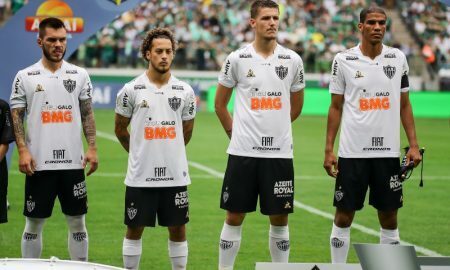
[26,198,35,213]
[275,65,288,80]
[168,96,181,111]
[63,79,76,93]
[335,190,344,201]
[383,65,396,79]
[127,206,137,220]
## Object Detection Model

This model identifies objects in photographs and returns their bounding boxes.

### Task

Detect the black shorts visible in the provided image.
[334,157,402,211]
[124,186,189,227]
[24,170,87,218]
[0,160,7,224]
[220,155,294,215]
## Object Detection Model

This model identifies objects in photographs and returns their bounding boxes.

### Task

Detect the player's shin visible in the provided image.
[21,217,45,258]
[330,222,350,263]
[65,215,88,261]
[123,238,142,270]
[269,225,290,262]
[219,222,242,270]
[168,240,188,270]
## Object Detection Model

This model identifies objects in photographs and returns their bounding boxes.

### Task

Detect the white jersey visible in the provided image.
[10,60,92,170]
[115,74,196,188]
[218,43,305,158]
[329,45,410,158]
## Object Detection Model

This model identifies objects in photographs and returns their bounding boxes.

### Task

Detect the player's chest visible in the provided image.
[343,59,402,90]
[236,58,294,87]
[25,72,81,98]
[133,89,185,116]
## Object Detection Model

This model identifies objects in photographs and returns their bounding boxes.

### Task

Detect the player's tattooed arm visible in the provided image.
[80,98,98,176]
[11,107,36,176]
[182,119,195,145]
[11,107,26,149]
[80,99,97,148]
[115,113,131,152]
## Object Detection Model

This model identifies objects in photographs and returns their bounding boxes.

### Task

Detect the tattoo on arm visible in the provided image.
[114,114,131,152]
[80,99,97,148]
[11,107,27,149]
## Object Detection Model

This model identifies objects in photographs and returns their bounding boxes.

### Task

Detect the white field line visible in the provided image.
[97,131,444,256]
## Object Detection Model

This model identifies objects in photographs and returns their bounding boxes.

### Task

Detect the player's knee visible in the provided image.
[269,214,288,226]
[378,210,398,229]
[24,217,46,233]
[168,226,186,242]
[334,209,354,227]
[226,212,245,226]
[126,226,144,240]
[65,215,86,232]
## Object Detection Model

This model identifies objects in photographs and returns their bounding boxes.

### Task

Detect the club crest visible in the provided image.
[383,65,396,79]
[63,79,76,93]
[168,96,181,111]
[127,207,137,220]
[222,191,229,203]
[26,200,35,212]
[275,65,288,80]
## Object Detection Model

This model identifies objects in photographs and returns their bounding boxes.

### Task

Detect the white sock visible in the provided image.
[330,222,350,263]
[219,222,242,270]
[21,217,45,258]
[123,238,142,270]
[66,215,88,261]
[168,240,188,270]
[380,228,400,245]
[269,225,290,263]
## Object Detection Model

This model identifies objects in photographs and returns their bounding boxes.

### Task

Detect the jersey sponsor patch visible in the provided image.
[27,70,40,76]
[35,84,44,92]
[384,53,396,58]
[278,54,291,59]
[346,56,359,60]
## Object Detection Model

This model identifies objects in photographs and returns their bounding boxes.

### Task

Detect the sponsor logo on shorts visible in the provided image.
[73,181,87,199]
[335,190,344,202]
[220,239,233,250]
[331,237,344,248]
[26,198,35,213]
[23,232,38,241]
[72,232,87,242]
[390,175,402,191]
[276,240,290,251]
[284,201,291,209]
[274,180,293,198]
[127,204,137,220]
[175,191,189,208]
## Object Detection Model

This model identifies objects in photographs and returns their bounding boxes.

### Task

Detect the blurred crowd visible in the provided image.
[399,0,450,74]
[0,0,448,76]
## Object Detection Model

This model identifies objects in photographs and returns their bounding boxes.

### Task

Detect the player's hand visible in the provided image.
[406,146,422,167]
[83,147,98,176]
[18,148,36,176]
[323,151,338,178]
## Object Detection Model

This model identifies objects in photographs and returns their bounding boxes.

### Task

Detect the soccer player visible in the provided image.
[10,17,98,260]
[115,28,196,270]
[323,6,422,263]
[0,99,15,224]
[215,1,305,268]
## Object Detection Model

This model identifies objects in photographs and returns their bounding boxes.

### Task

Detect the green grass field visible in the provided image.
[1,110,449,269]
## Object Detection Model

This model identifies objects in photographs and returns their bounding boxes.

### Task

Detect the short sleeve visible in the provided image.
[291,56,305,92]
[115,86,133,118]
[79,69,93,100]
[401,53,410,92]
[218,52,237,88]
[10,72,27,109]
[329,55,345,95]
[182,86,196,121]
